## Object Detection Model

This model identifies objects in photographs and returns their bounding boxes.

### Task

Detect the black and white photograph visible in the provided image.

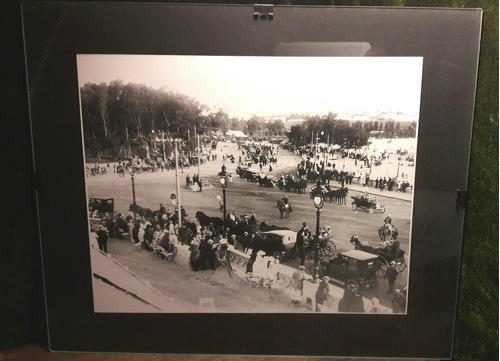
[78,54,422,314]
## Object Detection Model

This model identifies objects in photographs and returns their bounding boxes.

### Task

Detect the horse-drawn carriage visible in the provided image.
[351,196,385,214]
[350,236,407,278]
[258,175,277,187]
[236,166,249,178]
[304,235,336,258]
[89,198,114,215]
[246,171,260,182]
[375,242,407,275]
[309,184,330,199]
[309,184,349,204]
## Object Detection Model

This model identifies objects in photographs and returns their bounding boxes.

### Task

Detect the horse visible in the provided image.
[326,187,349,204]
[338,187,349,204]
[129,203,152,218]
[293,180,307,193]
[276,200,292,219]
[195,211,225,230]
[259,221,290,232]
[349,235,375,253]
[284,177,296,192]
[378,224,398,242]
[178,221,197,245]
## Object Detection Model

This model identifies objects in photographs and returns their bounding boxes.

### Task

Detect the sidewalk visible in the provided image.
[328,179,414,202]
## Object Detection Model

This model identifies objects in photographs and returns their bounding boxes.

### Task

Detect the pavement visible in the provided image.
[326,177,414,202]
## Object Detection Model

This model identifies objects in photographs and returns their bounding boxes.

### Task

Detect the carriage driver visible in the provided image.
[362,190,373,202]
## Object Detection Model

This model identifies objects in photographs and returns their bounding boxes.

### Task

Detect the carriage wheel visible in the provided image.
[345,279,360,293]
[351,203,357,210]
[369,208,374,214]
[322,240,336,257]
[376,257,389,278]
[380,206,386,213]
[394,257,407,273]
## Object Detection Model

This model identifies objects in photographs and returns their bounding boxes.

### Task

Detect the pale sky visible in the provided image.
[77,55,423,120]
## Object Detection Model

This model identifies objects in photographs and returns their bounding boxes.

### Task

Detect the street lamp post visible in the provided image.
[369,148,376,178]
[312,193,324,282]
[324,133,329,166]
[129,169,136,221]
[174,139,182,227]
[219,175,228,220]
[161,131,166,161]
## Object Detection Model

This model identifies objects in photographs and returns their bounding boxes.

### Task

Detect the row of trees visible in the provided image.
[81,80,416,160]
[80,80,288,160]
[81,80,223,160]
[287,114,417,148]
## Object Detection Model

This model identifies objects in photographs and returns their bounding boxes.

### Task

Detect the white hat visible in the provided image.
[257,250,265,256]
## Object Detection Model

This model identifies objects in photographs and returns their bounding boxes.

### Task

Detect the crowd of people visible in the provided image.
[285,142,414,193]
[238,142,279,169]
[87,138,222,177]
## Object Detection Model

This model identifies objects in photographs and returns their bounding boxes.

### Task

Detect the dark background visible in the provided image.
[1,1,497,361]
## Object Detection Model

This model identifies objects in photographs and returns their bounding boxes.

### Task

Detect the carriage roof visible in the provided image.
[263,230,297,245]
[340,249,379,261]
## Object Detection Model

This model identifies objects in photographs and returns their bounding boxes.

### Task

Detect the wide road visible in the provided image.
[87,141,412,309]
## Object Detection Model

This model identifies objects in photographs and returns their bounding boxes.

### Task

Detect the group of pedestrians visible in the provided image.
[186,174,203,192]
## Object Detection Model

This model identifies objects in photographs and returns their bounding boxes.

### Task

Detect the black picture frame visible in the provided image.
[21,2,481,359]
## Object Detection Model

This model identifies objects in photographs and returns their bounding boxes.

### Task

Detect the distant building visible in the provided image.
[227,130,248,139]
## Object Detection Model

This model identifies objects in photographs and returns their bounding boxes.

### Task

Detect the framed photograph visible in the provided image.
[22,2,481,358]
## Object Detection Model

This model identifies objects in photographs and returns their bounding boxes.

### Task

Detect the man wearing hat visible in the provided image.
[385,261,398,295]
[242,231,251,254]
[96,225,109,253]
[296,223,311,266]
[229,234,238,247]
[291,265,306,306]
[132,220,141,244]
[252,250,267,279]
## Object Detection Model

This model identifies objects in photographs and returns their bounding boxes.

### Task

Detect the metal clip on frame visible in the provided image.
[253,4,273,20]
